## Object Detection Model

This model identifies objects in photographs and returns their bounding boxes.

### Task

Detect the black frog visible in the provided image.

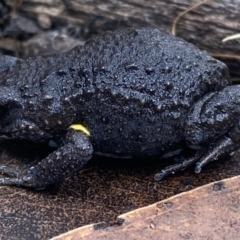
[0,28,236,188]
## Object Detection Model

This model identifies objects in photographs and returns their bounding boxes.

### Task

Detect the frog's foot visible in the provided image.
[154,150,205,181]
[0,130,93,188]
[0,166,35,187]
[155,136,236,181]
[0,165,23,177]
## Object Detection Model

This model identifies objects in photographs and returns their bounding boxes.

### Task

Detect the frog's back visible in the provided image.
[11,28,230,104]
[74,28,230,103]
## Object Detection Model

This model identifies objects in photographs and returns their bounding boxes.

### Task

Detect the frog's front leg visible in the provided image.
[0,130,93,188]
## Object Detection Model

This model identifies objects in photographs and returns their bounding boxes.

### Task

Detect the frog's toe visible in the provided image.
[0,165,36,187]
[194,137,234,174]
[0,175,34,187]
[154,151,204,181]
[0,165,23,177]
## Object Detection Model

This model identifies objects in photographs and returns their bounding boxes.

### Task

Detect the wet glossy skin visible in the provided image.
[0,28,238,188]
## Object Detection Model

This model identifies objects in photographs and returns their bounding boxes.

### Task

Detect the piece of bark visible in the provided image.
[3,0,240,78]
[51,175,240,240]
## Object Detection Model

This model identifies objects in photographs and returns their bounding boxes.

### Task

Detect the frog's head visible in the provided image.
[0,89,53,141]
[0,56,50,141]
[0,56,20,136]
[0,86,24,140]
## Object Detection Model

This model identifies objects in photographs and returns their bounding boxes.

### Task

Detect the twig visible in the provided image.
[222,33,240,43]
[172,0,209,35]
[210,53,240,61]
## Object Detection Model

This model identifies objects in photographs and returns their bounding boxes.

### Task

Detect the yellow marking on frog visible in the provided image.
[70,124,90,136]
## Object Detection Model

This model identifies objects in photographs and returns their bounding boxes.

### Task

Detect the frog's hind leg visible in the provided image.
[155,121,240,181]
[156,86,240,181]
[0,130,93,188]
